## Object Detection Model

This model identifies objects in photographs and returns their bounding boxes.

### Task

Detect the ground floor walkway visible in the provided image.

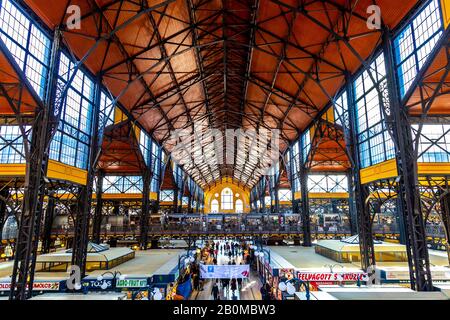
[189,242,262,300]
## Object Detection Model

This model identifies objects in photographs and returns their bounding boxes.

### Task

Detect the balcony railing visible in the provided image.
[50,222,447,238]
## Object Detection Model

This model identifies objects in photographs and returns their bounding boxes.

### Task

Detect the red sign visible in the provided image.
[0,281,60,291]
[296,272,368,282]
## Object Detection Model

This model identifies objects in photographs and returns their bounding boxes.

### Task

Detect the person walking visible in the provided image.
[222,278,229,297]
[230,278,237,296]
[211,281,220,300]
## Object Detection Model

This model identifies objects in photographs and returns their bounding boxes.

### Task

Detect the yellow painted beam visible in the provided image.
[308,192,349,199]
[418,162,450,175]
[46,160,87,186]
[91,193,157,200]
[360,159,398,185]
[442,0,450,27]
[294,191,301,200]
[0,163,26,177]
[93,193,142,200]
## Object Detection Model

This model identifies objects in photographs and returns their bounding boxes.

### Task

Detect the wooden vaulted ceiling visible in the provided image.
[24,0,418,188]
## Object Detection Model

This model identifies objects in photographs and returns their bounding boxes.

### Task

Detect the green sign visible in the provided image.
[116,279,148,288]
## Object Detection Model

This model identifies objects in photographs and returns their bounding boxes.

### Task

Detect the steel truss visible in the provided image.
[299,135,311,246]
[419,176,450,265]
[2,0,448,297]
[336,76,375,271]
[30,0,386,191]
[378,28,449,291]
[0,29,60,299]
[139,170,151,250]
[2,22,116,297]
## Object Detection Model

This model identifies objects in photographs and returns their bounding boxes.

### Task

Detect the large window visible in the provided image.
[308,175,348,193]
[0,0,51,99]
[139,130,162,193]
[0,125,30,163]
[0,0,50,164]
[301,129,311,163]
[333,91,349,128]
[139,130,152,167]
[211,199,219,213]
[151,143,161,193]
[394,0,443,97]
[264,196,271,207]
[221,187,233,210]
[354,52,396,168]
[99,92,115,130]
[278,189,292,202]
[291,141,301,192]
[49,53,95,169]
[122,176,143,193]
[103,176,143,194]
[235,199,243,213]
[160,190,174,202]
[413,124,450,162]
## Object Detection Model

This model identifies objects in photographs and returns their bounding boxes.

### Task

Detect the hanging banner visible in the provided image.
[200,264,250,279]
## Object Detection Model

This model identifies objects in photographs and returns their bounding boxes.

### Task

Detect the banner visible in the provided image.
[200,265,250,279]
[0,281,61,291]
[296,271,369,282]
[116,278,148,288]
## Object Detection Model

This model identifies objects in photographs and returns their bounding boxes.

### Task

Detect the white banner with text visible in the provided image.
[200,264,250,279]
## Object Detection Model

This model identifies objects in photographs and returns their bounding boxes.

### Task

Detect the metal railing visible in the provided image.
[50,222,446,238]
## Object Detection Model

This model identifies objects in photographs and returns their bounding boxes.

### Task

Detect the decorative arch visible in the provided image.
[204,179,250,213]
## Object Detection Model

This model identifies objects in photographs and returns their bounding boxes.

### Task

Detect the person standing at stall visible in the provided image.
[193,273,200,291]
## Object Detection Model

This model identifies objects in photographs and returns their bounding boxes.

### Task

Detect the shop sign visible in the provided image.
[116,278,148,288]
[0,281,61,291]
[296,271,369,282]
[82,278,114,290]
[384,269,450,281]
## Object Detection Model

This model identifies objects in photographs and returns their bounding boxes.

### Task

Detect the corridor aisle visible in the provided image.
[190,241,262,300]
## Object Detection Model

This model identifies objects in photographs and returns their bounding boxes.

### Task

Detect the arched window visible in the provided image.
[211,199,219,213]
[235,199,243,213]
[221,188,233,210]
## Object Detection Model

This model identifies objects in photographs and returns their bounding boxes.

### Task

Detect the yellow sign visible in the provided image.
[360,159,398,185]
